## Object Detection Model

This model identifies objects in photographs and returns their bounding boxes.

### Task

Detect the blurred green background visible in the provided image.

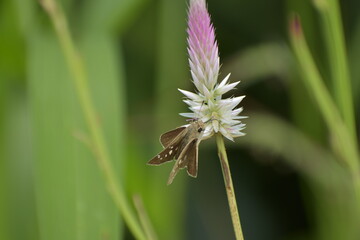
[1,0,360,239]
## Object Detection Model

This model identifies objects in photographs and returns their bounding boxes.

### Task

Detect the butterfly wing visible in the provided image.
[183,139,199,178]
[160,126,186,148]
[167,139,199,185]
[148,128,187,165]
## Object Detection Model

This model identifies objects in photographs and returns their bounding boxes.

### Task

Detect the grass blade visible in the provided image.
[313,0,357,142]
[28,32,79,240]
[28,30,124,240]
[289,16,359,172]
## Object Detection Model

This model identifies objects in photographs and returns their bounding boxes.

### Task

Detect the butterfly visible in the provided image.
[148,120,205,185]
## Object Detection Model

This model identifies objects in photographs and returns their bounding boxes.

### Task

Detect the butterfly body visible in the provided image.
[148,120,205,185]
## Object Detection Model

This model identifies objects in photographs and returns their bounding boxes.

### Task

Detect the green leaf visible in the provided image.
[0,1,37,239]
[28,29,124,240]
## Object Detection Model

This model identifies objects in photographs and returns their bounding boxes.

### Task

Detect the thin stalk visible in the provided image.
[313,0,357,144]
[289,16,359,171]
[39,0,147,239]
[215,133,244,240]
[133,195,158,240]
[289,15,360,208]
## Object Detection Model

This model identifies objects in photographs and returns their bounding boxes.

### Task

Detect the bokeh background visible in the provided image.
[1,0,360,239]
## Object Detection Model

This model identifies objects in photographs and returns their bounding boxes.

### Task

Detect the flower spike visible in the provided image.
[180,0,246,141]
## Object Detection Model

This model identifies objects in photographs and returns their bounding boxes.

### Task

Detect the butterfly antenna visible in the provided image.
[194,101,205,121]
[186,101,205,122]
[204,117,215,124]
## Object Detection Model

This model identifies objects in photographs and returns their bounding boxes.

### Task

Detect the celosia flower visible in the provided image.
[179,0,246,141]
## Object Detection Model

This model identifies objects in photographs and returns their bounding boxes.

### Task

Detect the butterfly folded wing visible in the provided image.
[147,147,175,165]
[148,129,187,165]
[167,139,199,185]
[160,126,186,148]
[183,139,199,178]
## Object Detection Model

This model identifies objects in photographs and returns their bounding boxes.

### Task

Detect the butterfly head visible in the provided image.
[194,120,205,133]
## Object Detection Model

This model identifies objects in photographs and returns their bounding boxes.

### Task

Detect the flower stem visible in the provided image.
[39,0,147,239]
[215,133,244,240]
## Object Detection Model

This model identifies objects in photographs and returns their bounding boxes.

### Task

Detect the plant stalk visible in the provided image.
[313,0,357,144]
[216,133,244,240]
[133,195,158,240]
[290,15,360,214]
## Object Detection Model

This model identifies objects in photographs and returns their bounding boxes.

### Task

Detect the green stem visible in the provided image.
[290,15,360,210]
[313,0,357,144]
[39,1,147,239]
[290,16,359,171]
[133,195,158,240]
[215,134,244,240]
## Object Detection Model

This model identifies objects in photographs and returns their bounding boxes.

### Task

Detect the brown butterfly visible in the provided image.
[148,120,205,185]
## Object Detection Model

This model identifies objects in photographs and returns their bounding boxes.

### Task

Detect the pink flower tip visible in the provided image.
[187,0,219,91]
